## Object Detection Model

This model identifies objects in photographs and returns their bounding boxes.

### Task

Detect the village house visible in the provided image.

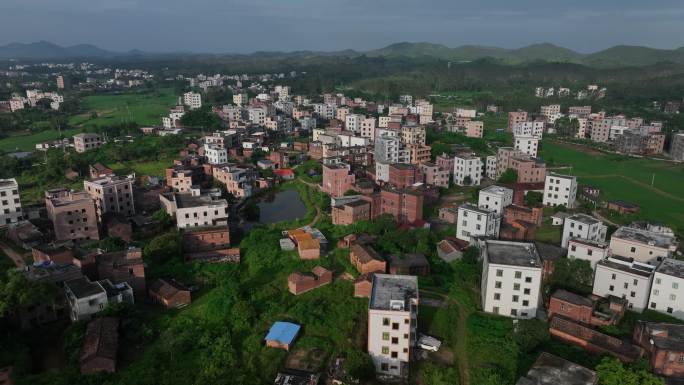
[83,175,136,221]
[516,352,598,385]
[149,278,192,309]
[45,188,100,242]
[96,247,146,297]
[633,322,684,378]
[436,237,469,262]
[0,178,23,226]
[567,238,610,269]
[160,187,228,230]
[503,205,543,226]
[64,277,133,321]
[478,185,513,215]
[456,203,501,243]
[265,321,301,351]
[561,214,607,248]
[388,253,430,276]
[437,206,458,224]
[648,258,684,320]
[80,317,119,374]
[73,133,102,153]
[350,243,386,274]
[543,173,577,208]
[181,226,238,263]
[354,274,374,298]
[322,163,356,197]
[592,256,655,312]
[287,266,333,295]
[607,200,640,214]
[331,199,370,225]
[480,240,542,319]
[609,225,678,265]
[548,289,626,327]
[286,228,321,260]
[367,274,418,377]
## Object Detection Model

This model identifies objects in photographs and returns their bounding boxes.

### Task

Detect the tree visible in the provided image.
[343,189,358,196]
[463,175,473,186]
[555,116,580,137]
[514,319,550,352]
[550,258,594,295]
[462,246,480,264]
[596,357,664,385]
[0,270,56,317]
[498,169,518,184]
[524,191,543,207]
[152,209,173,228]
[179,106,221,130]
[143,232,182,265]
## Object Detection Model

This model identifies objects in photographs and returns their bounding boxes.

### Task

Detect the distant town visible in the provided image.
[0,55,683,385]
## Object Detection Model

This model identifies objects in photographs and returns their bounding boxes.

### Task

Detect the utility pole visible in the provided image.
[651,173,655,187]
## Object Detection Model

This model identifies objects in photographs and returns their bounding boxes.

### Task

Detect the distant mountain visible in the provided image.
[0,41,116,59]
[2,40,684,67]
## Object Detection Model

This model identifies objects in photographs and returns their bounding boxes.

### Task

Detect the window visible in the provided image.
[514,271,522,279]
[510,309,517,316]
[496,269,503,277]
[522,300,529,306]
[383,318,390,326]
[654,289,660,296]
[494,293,501,300]
[525,277,532,283]
[392,323,399,330]
[513,283,520,291]
[587,249,593,256]
[391,337,398,344]
[495,281,502,289]
[670,294,677,301]
[630,247,636,253]
[382,332,390,341]
[512,295,519,303]
[391,351,398,358]
[623,282,628,289]
[674,283,680,290]
[492,307,499,314]
[611,274,616,280]
[382,347,389,354]
[651,302,657,309]
[668,307,674,314]
[630,291,636,298]
[381,363,389,372]
[633,279,638,286]
[524,288,531,295]
[609,285,614,292]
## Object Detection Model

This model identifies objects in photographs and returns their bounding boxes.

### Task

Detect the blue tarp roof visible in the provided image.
[264,321,301,345]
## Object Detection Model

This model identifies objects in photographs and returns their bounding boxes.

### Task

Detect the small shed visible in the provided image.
[550,212,569,226]
[265,321,301,351]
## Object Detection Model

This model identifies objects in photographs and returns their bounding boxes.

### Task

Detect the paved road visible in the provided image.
[0,241,27,268]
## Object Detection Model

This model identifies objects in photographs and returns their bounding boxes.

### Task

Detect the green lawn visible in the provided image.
[109,158,175,177]
[68,89,176,128]
[540,140,684,234]
[0,128,83,152]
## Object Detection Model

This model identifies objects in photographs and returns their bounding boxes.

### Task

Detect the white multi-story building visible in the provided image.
[368,274,418,377]
[455,108,476,118]
[609,226,678,266]
[648,258,684,320]
[0,179,22,226]
[345,114,364,133]
[593,256,654,312]
[313,103,336,120]
[561,214,607,248]
[183,92,202,110]
[375,161,391,183]
[514,135,539,157]
[481,240,542,319]
[204,144,228,165]
[478,185,513,215]
[456,203,501,243]
[512,121,544,138]
[453,154,482,186]
[375,136,409,164]
[65,277,133,322]
[540,104,561,118]
[248,107,267,125]
[543,173,577,208]
[160,188,229,230]
[299,117,317,131]
[567,238,610,269]
[485,156,497,180]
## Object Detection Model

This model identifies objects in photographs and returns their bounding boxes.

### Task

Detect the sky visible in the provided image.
[1,0,683,53]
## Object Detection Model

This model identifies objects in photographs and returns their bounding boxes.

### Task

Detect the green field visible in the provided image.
[109,158,175,178]
[68,89,177,128]
[539,140,684,233]
[0,128,83,152]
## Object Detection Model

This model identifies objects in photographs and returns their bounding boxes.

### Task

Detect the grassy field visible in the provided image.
[68,89,176,128]
[0,128,82,152]
[109,158,175,178]
[539,140,684,233]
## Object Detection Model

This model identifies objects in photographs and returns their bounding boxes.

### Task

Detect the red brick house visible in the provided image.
[331,200,370,225]
[633,322,684,378]
[388,253,430,276]
[32,244,74,265]
[380,187,423,224]
[80,317,119,375]
[388,163,421,189]
[287,266,333,295]
[96,248,146,297]
[548,290,626,327]
[354,274,373,298]
[607,200,640,214]
[349,244,386,274]
[500,220,537,241]
[503,204,543,226]
[149,278,192,309]
[549,316,642,362]
[182,226,240,263]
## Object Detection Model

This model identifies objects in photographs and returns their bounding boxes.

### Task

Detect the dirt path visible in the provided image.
[592,210,619,227]
[0,241,27,268]
[296,177,322,227]
[420,288,470,385]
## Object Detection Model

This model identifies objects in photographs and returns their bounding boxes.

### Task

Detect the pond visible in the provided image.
[242,189,308,229]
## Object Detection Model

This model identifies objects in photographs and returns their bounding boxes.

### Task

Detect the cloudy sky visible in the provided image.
[1,0,683,53]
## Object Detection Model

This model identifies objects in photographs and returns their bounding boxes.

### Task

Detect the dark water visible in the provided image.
[242,189,307,231]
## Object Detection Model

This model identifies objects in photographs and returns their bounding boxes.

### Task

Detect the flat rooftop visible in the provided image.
[480,185,512,195]
[65,277,105,299]
[517,352,597,385]
[484,240,542,268]
[567,214,601,226]
[174,193,227,209]
[370,274,418,311]
[656,258,684,279]
[459,202,493,215]
[598,256,654,277]
[612,226,676,248]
